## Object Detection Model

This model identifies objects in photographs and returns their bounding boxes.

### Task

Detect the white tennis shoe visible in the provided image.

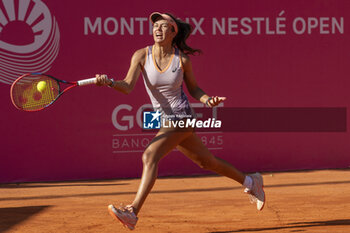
[108,204,138,230]
[244,173,265,211]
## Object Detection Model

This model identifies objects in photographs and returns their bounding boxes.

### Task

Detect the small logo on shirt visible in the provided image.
[172,67,178,72]
[143,110,161,129]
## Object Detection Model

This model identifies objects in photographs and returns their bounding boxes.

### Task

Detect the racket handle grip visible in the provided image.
[77,78,96,86]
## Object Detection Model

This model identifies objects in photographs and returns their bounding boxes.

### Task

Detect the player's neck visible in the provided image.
[153,44,173,58]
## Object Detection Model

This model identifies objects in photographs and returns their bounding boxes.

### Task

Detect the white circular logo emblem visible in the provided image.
[0,0,60,84]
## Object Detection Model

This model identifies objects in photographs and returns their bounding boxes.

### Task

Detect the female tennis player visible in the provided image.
[96,12,265,230]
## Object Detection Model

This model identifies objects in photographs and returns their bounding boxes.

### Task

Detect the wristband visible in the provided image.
[108,78,115,88]
[205,97,213,107]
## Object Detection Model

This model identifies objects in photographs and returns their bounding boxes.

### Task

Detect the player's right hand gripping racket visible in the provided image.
[10,73,98,112]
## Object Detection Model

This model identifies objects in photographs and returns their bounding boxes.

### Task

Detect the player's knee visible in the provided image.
[142,149,158,167]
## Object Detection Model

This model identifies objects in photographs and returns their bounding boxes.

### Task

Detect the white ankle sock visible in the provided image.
[243,175,253,190]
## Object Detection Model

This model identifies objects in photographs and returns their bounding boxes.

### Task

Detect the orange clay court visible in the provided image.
[0,169,350,233]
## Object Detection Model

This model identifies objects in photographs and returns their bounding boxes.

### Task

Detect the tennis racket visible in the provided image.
[10,73,99,112]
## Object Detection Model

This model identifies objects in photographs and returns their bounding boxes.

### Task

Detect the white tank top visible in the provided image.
[142,46,194,119]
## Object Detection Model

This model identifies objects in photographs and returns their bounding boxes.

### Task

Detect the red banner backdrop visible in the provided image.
[1,0,350,183]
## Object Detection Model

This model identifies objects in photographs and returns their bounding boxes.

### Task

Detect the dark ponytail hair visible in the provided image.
[165,13,202,55]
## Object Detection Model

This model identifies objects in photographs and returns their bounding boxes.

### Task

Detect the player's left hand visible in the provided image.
[207,96,226,107]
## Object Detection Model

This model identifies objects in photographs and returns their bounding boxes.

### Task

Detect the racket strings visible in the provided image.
[11,75,60,111]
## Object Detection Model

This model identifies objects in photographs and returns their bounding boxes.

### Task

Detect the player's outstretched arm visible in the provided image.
[95,48,146,94]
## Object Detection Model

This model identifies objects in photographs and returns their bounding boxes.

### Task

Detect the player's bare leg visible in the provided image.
[177,133,245,183]
[108,127,193,230]
[177,132,265,210]
[131,128,192,214]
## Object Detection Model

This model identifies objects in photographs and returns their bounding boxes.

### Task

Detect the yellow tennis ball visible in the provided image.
[37,81,47,92]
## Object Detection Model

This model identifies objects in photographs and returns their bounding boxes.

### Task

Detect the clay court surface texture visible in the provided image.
[1,169,350,233]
